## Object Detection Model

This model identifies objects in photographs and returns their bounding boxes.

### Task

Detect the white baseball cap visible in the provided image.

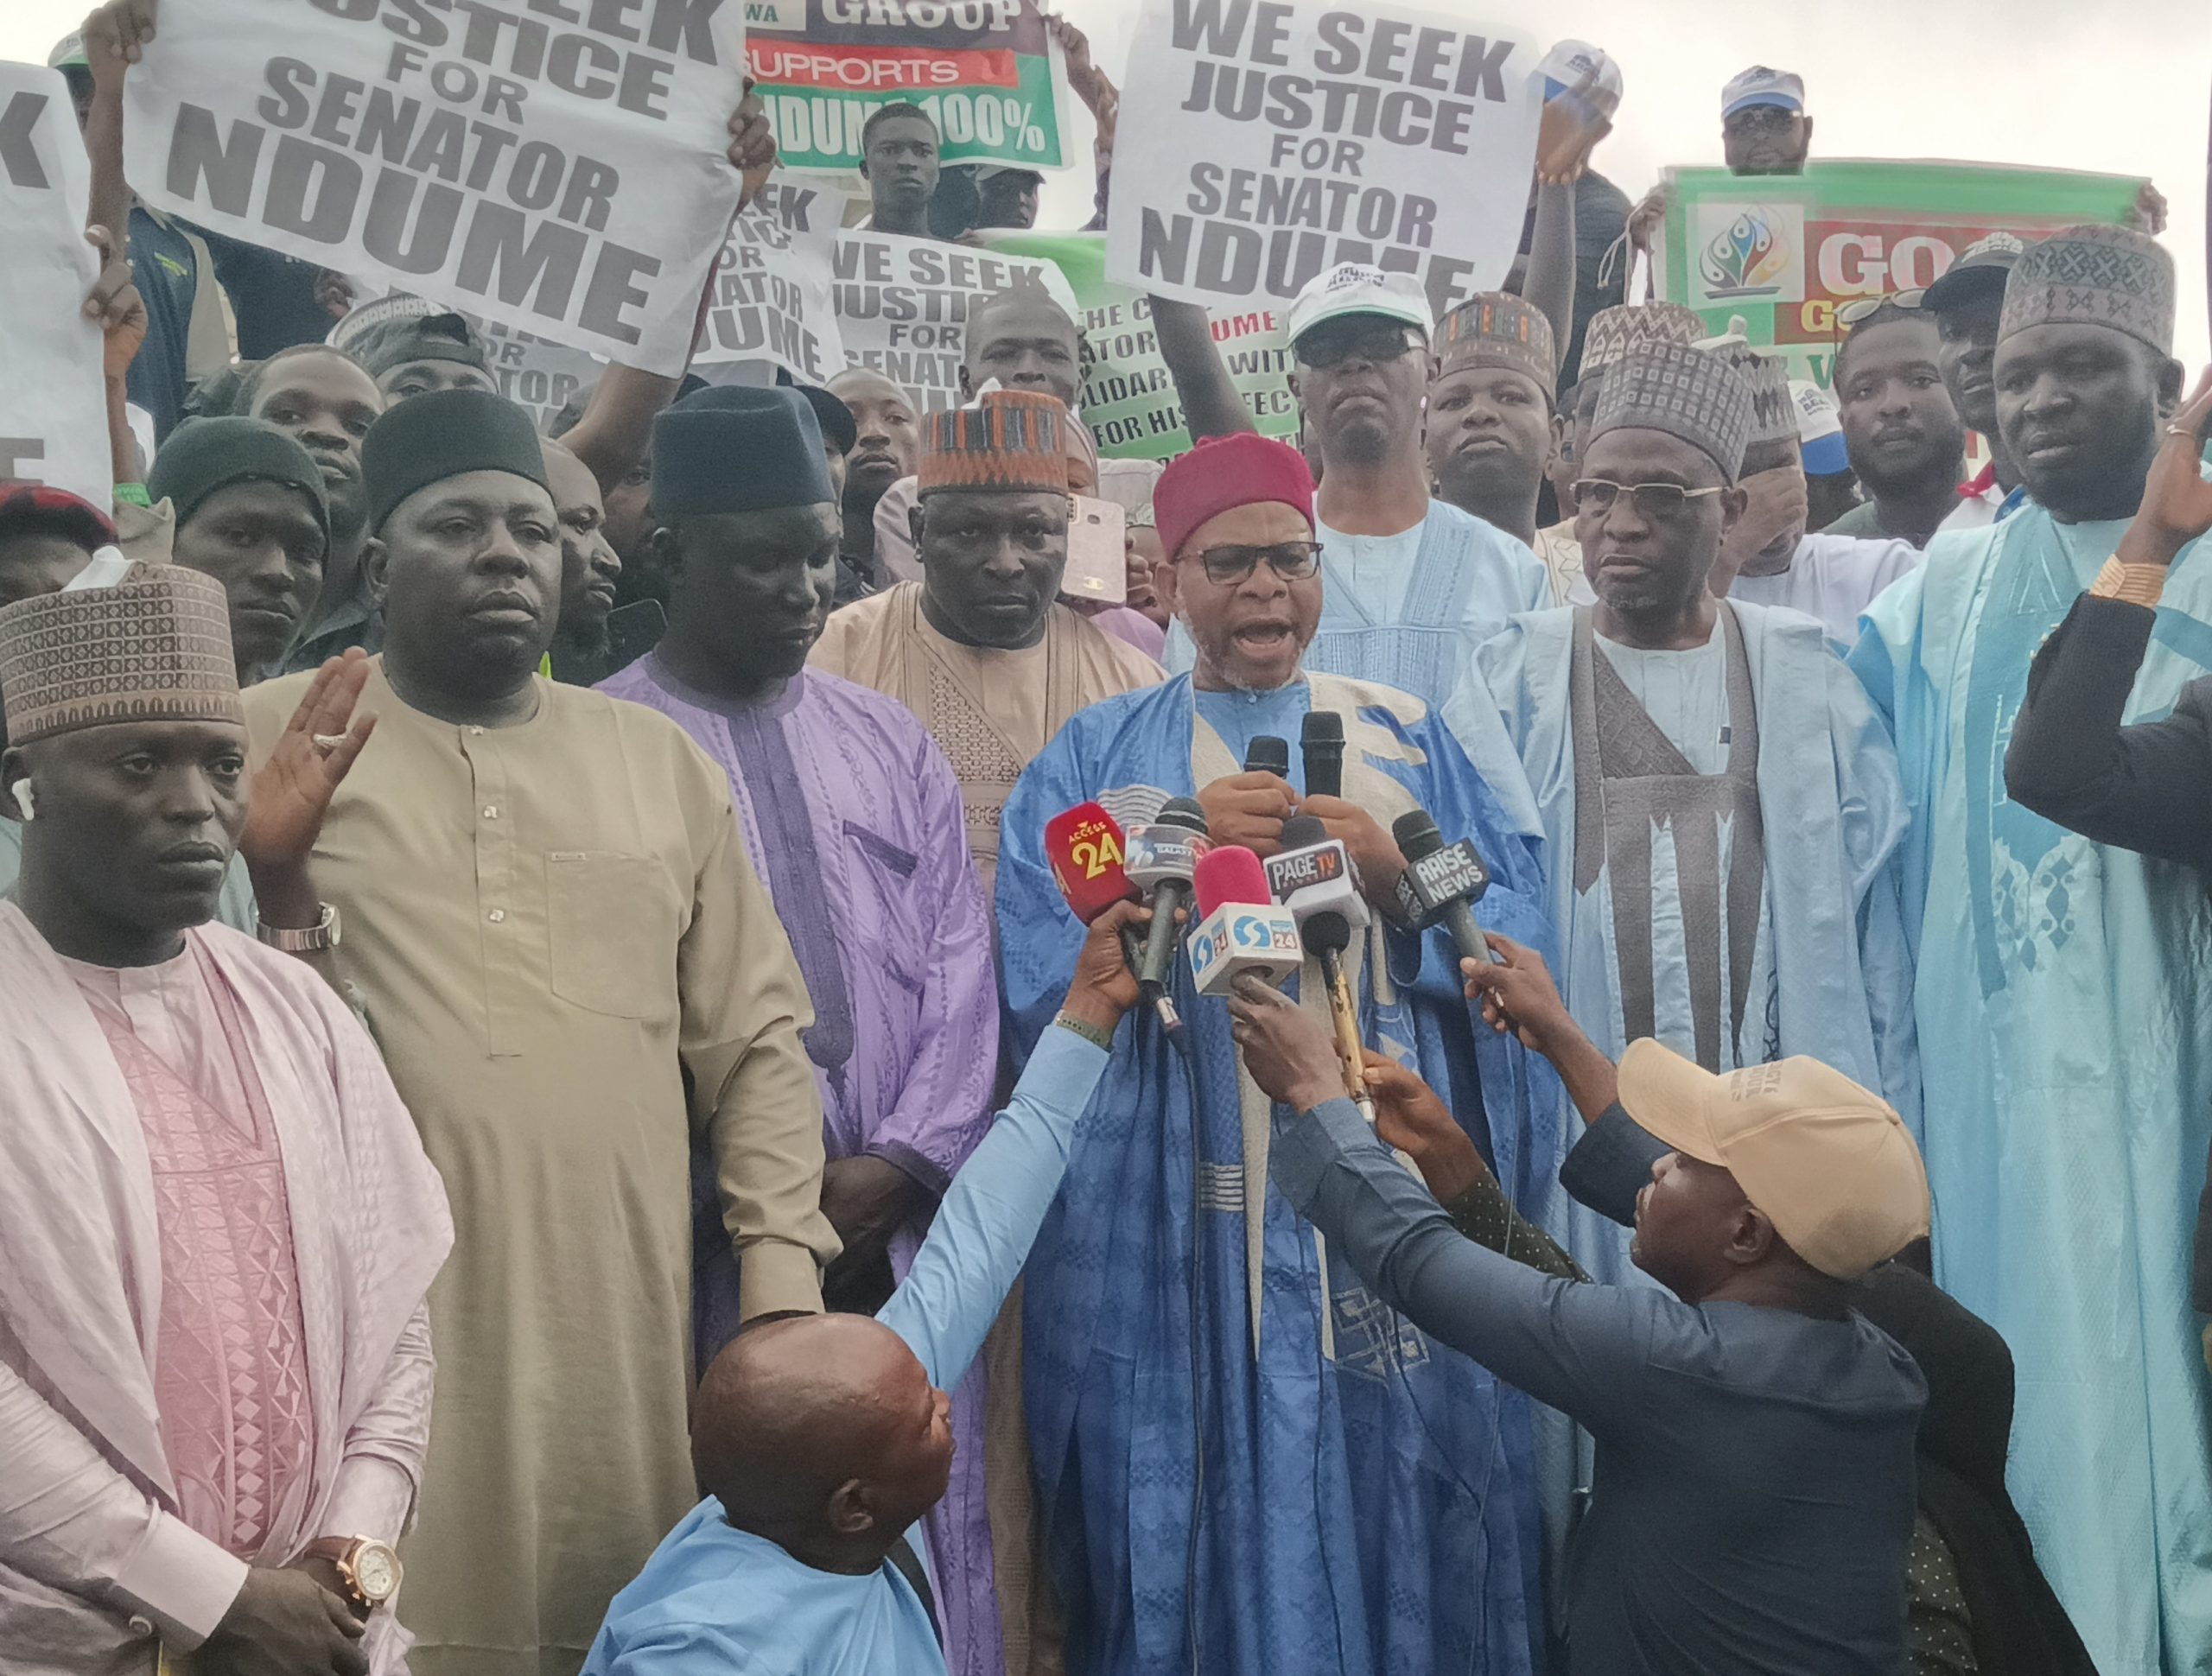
[1538,40,1624,112]
[1722,66,1805,119]
[1790,379,1849,474]
[1284,265,1433,354]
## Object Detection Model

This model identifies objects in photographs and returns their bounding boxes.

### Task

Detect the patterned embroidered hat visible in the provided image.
[1999,225,2177,355]
[1702,345,1797,448]
[1578,302,1707,385]
[916,388,1071,496]
[0,564,242,746]
[1589,340,1757,482]
[1433,292,1558,399]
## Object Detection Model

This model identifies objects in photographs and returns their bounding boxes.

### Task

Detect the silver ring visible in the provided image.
[313,733,346,754]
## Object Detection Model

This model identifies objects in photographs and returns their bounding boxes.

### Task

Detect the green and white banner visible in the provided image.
[1654,159,2147,390]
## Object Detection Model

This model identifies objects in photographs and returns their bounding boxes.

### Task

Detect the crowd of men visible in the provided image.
[3,6,2208,1676]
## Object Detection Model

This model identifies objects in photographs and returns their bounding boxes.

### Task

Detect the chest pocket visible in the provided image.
[842,821,928,996]
[545,851,677,1019]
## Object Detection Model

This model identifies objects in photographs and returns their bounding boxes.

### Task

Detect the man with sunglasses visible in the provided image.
[1853,225,2212,1676]
[1453,340,1919,1292]
[1826,298,1975,549]
[1157,263,1549,711]
[1626,68,1812,257]
[997,430,1563,1676]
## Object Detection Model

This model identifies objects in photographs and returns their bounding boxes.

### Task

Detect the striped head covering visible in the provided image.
[1999,224,2177,355]
[1590,341,1757,482]
[1434,293,1558,398]
[1579,302,1707,386]
[916,388,1071,495]
[0,564,242,746]
[1702,345,1797,448]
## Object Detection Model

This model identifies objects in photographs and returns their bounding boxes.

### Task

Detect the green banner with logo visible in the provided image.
[1655,160,2145,390]
[984,231,1300,460]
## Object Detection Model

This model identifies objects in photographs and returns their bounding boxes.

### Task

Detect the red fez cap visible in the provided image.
[1154,435,1316,567]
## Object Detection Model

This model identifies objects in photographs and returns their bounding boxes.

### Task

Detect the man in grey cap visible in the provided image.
[1924,233,2028,521]
[1453,339,1917,1291]
[1853,224,2212,1676]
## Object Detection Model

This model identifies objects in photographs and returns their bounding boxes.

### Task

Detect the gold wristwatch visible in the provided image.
[300,1534,403,1611]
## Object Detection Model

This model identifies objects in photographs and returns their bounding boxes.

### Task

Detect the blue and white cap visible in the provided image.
[1791,380,1850,476]
[1539,40,1623,112]
[1722,66,1805,118]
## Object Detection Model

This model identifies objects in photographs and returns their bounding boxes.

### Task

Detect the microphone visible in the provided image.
[1128,797,1211,1007]
[1273,815,1373,1121]
[1244,734,1291,778]
[1300,711,1344,800]
[1185,845,1302,996]
[1391,808,1496,968]
[1045,801,1145,974]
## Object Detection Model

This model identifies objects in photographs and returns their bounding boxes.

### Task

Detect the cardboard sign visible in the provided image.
[124,0,751,375]
[831,229,1077,407]
[1104,0,1543,320]
[691,178,845,383]
[0,65,111,504]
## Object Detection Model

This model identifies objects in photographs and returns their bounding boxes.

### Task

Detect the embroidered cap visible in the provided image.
[1999,224,2176,355]
[1588,340,1757,483]
[0,564,242,746]
[915,388,1071,496]
[1434,293,1559,400]
[1578,302,1706,388]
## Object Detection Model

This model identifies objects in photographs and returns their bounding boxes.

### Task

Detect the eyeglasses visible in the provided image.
[1723,105,1800,136]
[1294,324,1421,369]
[1834,288,1927,329]
[1190,541,1325,586]
[1571,479,1726,519]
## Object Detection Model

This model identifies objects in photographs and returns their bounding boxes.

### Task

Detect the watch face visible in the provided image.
[353,1542,400,1601]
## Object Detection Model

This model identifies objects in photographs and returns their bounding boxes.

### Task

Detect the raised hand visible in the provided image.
[1226,974,1346,1113]
[79,0,160,75]
[1535,70,1614,187]
[2120,366,2212,564]
[241,651,377,877]
[82,225,146,384]
[728,79,778,209]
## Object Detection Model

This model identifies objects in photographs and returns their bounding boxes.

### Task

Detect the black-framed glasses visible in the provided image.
[1835,287,1927,330]
[1192,540,1325,585]
[1294,323,1421,369]
[1571,479,1726,519]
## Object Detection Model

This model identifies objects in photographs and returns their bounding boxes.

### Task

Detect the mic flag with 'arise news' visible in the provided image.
[1392,808,1495,967]
[1188,845,1302,997]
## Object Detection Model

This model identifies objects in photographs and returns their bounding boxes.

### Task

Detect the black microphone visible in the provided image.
[1245,734,1291,778]
[1391,808,1495,968]
[1301,711,1344,800]
[1131,797,1211,1005]
[1281,813,1372,1119]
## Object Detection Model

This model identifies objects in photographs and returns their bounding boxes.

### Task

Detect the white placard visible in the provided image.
[690,179,843,384]
[0,63,110,504]
[1104,0,1544,321]
[123,0,748,376]
[830,231,1078,409]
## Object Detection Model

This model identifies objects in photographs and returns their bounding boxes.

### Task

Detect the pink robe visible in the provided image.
[0,905,452,1674]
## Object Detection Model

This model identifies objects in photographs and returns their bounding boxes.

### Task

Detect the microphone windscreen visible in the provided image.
[1300,711,1344,746]
[1193,844,1273,917]
[1157,795,1210,835]
[1045,802,1136,924]
[1279,813,1327,850]
[1392,807,1446,860]
[1245,735,1291,778]
[1302,908,1352,955]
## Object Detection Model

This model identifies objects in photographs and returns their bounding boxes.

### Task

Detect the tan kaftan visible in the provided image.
[240,661,836,1676]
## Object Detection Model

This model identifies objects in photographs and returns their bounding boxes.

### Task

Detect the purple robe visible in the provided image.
[598,655,1003,1676]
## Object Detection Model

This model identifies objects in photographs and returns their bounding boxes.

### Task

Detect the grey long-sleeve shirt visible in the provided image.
[1273,1096,1926,1676]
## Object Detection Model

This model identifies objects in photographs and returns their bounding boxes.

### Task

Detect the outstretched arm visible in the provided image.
[1151,295,1257,441]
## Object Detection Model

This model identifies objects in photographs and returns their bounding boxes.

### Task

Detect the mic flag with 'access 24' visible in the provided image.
[1045,801,1143,970]
[1392,808,1495,968]
[1128,797,1211,1005]
[1187,844,1302,997]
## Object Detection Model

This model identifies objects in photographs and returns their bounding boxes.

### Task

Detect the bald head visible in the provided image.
[694,1315,952,1563]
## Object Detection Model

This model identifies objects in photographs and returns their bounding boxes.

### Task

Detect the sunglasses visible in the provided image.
[1294,324,1421,369]
[1834,287,1928,330]
[1724,105,1801,136]
[1571,479,1726,519]
[1189,540,1325,586]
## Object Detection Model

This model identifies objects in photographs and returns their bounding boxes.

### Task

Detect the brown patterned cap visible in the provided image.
[1590,340,1757,482]
[0,564,243,746]
[1999,225,2176,355]
[1434,293,1558,397]
[1579,302,1707,384]
[1702,344,1797,448]
[917,389,1071,496]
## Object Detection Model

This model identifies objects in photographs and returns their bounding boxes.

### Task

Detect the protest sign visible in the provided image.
[747,0,1072,175]
[331,289,605,433]
[691,178,845,383]
[1654,160,2147,390]
[986,230,1296,458]
[0,63,110,505]
[123,0,751,376]
[1104,0,1543,321]
[832,229,1077,407]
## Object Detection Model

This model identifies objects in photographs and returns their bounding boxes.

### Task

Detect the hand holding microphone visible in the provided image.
[1060,898,1152,1038]
[1225,975,1355,1115]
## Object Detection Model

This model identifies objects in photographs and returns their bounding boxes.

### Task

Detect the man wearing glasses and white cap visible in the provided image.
[1718,67,1813,177]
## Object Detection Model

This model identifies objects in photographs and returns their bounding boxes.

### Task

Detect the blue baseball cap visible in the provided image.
[1722,67,1804,118]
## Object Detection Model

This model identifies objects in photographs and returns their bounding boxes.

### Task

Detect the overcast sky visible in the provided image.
[7,0,2206,365]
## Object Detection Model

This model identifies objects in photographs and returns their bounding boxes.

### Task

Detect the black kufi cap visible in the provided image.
[148,416,331,540]
[652,385,836,516]
[363,388,548,532]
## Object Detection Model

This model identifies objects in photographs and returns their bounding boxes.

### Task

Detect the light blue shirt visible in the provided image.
[581,1026,1109,1676]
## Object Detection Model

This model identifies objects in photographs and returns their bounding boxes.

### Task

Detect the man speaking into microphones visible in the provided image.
[995,434,1569,1676]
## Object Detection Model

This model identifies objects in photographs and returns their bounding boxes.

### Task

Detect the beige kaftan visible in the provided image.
[240,661,836,1676]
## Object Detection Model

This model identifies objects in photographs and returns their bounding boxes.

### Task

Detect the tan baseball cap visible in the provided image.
[1618,1040,1930,1280]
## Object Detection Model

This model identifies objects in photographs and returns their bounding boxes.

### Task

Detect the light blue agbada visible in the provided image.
[579,1030,1109,1676]
[1452,600,1920,1286]
[1161,501,1550,710]
[1851,508,2212,1676]
[998,670,1563,1676]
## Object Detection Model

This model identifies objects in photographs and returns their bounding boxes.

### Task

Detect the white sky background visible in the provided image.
[5,0,2207,365]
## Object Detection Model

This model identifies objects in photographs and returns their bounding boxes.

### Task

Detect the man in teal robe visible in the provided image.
[1851,224,2212,1674]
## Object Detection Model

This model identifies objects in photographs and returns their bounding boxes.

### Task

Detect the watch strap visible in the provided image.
[258,903,340,952]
